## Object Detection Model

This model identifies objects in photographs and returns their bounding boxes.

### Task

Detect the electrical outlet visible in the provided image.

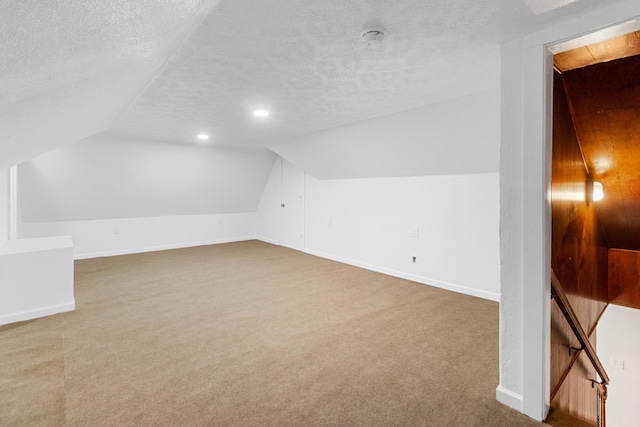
[411,227,419,238]
[611,357,625,369]
[113,227,120,235]
[412,256,416,263]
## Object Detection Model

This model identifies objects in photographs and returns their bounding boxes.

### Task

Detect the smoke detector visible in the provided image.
[360,27,386,46]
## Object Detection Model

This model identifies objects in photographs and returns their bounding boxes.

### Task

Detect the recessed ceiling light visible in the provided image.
[253,110,269,117]
[197,134,209,140]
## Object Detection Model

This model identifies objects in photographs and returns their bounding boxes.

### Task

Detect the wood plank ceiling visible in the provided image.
[555,32,640,251]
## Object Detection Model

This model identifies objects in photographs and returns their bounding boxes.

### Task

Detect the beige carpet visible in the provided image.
[0,240,544,426]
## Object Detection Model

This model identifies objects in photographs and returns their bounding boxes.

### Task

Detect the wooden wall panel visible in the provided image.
[550,72,609,423]
[561,55,640,251]
[554,31,640,72]
[609,249,640,309]
[551,331,599,425]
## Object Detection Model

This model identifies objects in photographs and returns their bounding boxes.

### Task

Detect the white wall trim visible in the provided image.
[0,301,75,326]
[521,42,553,422]
[496,385,523,413]
[256,236,280,246]
[74,236,255,260]
[499,2,640,421]
[305,248,500,301]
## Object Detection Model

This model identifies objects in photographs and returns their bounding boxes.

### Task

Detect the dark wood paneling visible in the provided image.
[562,54,640,251]
[551,331,599,425]
[551,72,609,306]
[609,249,640,309]
[550,72,609,423]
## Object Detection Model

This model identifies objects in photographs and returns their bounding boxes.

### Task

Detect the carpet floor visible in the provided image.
[0,240,546,426]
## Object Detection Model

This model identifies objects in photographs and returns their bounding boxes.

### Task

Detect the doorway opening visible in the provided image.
[547,25,640,427]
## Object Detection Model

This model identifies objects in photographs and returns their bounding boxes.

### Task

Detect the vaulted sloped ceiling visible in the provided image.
[1,0,633,173]
[558,41,640,250]
[106,0,633,149]
[0,0,220,170]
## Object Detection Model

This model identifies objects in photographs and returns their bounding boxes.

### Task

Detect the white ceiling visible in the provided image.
[1,0,630,157]
[0,0,219,168]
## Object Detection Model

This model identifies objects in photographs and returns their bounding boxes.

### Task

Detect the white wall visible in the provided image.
[0,169,8,243]
[280,160,305,251]
[497,37,526,413]
[257,152,500,301]
[597,304,640,427]
[256,91,502,301]
[268,89,499,179]
[19,213,256,260]
[1,167,75,326]
[255,157,282,245]
[19,134,276,221]
[498,0,640,420]
[0,236,74,325]
[17,133,275,258]
[305,173,500,300]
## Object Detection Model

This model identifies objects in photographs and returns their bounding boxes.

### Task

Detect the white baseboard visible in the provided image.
[75,240,499,302]
[496,385,523,413]
[255,236,281,246]
[73,236,255,260]
[0,301,75,326]
[304,248,500,302]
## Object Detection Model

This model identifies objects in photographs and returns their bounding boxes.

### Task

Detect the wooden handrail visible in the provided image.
[550,270,610,385]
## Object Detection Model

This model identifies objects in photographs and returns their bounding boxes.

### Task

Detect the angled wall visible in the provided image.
[0,1,218,170]
[19,135,275,221]
[18,135,275,258]
[267,89,499,180]
[258,88,501,301]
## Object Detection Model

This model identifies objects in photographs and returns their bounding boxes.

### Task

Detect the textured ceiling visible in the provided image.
[106,0,629,147]
[0,0,219,168]
[1,0,632,156]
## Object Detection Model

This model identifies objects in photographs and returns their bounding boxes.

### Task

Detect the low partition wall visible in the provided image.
[0,236,74,325]
[19,213,257,260]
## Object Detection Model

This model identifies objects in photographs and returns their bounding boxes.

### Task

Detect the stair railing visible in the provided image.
[550,270,609,427]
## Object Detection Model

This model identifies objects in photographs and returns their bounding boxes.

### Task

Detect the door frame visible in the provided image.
[499,2,640,421]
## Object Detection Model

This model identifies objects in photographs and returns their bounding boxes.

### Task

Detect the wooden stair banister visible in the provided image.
[550,270,609,427]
